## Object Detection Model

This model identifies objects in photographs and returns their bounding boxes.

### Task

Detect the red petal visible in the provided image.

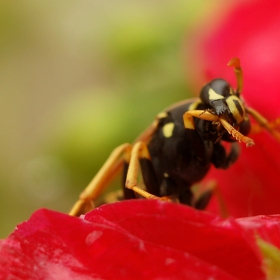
[236,214,280,249]
[86,200,265,279]
[0,200,269,279]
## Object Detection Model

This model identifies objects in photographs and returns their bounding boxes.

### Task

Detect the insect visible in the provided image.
[69,58,280,216]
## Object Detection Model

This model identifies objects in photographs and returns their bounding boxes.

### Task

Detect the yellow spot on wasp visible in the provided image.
[157,112,168,119]
[208,88,224,100]
[189,100,201,110]
[163,123,175,138]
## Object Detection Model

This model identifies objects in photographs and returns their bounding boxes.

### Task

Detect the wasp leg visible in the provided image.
[212,142,240,169]
[122,159,137,199]
[183,110,255,146]
[69,143,132,216]
[220,118,255,146]
[125,141,170,201]
[194,143,239,216]
[122,149,160,199]
[193,180,229,218]
[102,189,124,204]
[246,107,280,142]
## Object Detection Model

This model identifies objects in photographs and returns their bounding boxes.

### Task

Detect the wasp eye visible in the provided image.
[208,79,231,98]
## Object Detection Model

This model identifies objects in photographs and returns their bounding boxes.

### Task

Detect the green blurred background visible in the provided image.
[0,0,232,237]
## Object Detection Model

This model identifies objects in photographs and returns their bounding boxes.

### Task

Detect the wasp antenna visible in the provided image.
[227,57,240,67]
[227,57,243,94]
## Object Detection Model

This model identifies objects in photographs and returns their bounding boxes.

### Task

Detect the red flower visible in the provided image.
[1,200,280,279]
[190,0,280,217]
[2,2,280,279]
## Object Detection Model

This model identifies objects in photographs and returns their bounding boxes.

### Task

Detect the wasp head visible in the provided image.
[200,78,246,127]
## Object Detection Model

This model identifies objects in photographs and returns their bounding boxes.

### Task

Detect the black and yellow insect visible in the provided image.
[69,58,280,216]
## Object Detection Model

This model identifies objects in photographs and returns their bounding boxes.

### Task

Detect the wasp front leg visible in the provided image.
[183,110,255,146]
[211,142,240,169]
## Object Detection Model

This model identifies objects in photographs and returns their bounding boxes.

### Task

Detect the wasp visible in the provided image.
[69,58,280,216]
